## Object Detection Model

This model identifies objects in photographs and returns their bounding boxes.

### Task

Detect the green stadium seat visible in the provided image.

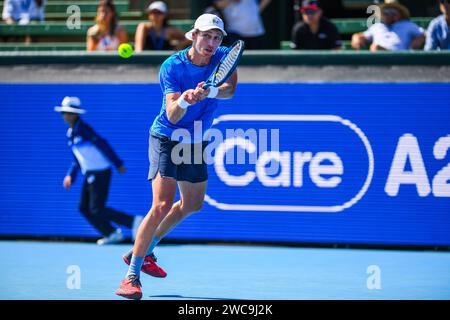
[40,1,129,13]
[0,17,430,37]
[0,15,431,53]
[280,40,354,50]
[331,17,432,34]
[332,18,368,34]
[280,41,292,50]
[166,19,193,32]
[0,42,86,51]
[0,22,91,36]
[0,20,194,36]
[45,11,145,21]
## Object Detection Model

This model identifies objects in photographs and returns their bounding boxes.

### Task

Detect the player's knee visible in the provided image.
[192,201,203,213]
[180,201,203,215]
[89,206,103,216]
[153,201,172,217]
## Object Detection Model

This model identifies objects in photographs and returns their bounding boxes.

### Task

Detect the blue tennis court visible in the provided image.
[1,83,449,301]
[1,240,449,300]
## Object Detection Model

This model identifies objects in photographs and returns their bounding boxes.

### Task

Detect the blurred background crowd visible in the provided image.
[1,0,449,51]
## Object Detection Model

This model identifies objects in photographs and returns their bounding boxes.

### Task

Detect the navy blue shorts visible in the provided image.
[148,133,208,183]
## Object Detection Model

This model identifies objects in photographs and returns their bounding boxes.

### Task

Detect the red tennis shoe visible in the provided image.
[123,253,167,278]
[115,275,142,300]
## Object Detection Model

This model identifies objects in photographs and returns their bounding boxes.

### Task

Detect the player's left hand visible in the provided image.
[193,82,210,101]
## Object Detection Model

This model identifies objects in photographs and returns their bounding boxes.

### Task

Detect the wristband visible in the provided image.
[177,94,192,109]
[207,86,219,99]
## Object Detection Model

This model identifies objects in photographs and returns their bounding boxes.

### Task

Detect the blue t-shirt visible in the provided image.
[150,46,229,142]
[425,15,450,51]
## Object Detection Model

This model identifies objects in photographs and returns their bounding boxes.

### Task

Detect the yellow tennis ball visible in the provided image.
[118,43,133,58]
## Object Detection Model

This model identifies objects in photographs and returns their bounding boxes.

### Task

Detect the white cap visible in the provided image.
[185,14,227,41]
[54,96,86,114]
[147,1,168,14]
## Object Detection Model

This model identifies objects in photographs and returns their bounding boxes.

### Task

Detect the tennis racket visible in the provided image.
[202,40,245,89]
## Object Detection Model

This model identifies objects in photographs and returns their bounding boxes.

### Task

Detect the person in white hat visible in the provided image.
[115,13,238,300]
[134,1,190,52]
[351,0,425,51]
[55,96,143,246]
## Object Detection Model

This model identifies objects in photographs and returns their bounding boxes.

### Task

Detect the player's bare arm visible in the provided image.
[216,70,238,99]
[165,90,198,124]
[411,34,426,49]
[166,69,238,124]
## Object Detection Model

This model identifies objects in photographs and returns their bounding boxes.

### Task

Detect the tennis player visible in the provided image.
[115,13,238,300]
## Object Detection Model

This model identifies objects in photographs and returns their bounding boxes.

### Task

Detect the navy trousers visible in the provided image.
[79,168,134,236]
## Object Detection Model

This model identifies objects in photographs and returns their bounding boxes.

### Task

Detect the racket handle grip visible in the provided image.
[202,83,211,89]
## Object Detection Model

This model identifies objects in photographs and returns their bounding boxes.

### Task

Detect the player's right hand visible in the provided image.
[183,89,200,105]
[193,82,210,101]
[63,176,72,190]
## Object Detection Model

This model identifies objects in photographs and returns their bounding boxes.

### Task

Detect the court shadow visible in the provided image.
[149,294,240,300]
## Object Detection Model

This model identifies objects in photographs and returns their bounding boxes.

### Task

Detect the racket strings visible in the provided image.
[215,43,242,82]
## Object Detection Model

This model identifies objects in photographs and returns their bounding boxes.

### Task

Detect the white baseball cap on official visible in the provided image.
[54,96,86,114]
[146,1,168,14]
[185,14,227,41]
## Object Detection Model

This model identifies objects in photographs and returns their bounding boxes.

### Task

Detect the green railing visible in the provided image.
[0,50,448,66]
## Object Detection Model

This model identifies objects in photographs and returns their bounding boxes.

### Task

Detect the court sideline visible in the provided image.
[0,240,449,300]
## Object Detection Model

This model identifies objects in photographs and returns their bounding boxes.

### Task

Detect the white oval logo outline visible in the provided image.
[205,114,375,212]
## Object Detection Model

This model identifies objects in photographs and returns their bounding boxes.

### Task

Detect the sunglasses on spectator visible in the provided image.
[303,9,319,15]
[149,10,164,15]
[383,8,399,16]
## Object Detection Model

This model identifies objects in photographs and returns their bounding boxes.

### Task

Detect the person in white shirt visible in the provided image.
[213,0,272,49]
[2,0,45,25]
[87,0,128,51]
[351,0,425,51]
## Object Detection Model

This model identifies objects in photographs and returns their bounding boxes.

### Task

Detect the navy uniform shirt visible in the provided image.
[66,119,123,181]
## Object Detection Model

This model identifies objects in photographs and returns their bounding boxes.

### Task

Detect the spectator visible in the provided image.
[291,0,342,50]
[425,0,450,50]
[87,0,128,51]
[213,0,272,49]
[2,0,45,25]
[351,0,425,51]
[134,1,189,52]
[54,96,143,245]
[204,1,227,27]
